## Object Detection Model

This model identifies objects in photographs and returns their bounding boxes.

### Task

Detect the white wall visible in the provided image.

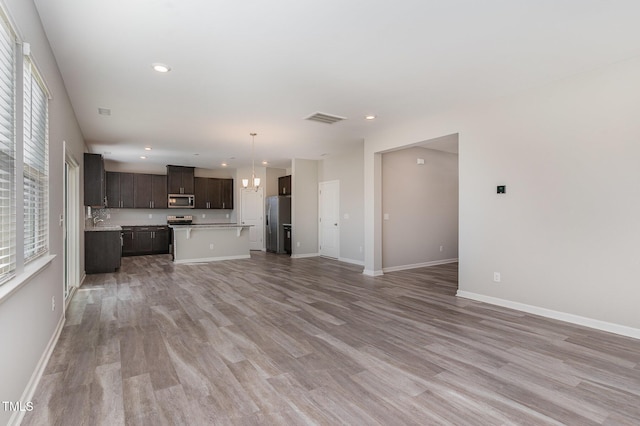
[291,159,318,257]
[365,55,640,333]
[381,146,458,270]
[318,142,365,265]
[0,1,86,424]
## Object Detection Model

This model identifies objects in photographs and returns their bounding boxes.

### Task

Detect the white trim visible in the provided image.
[0,255,55,306]
[8,311,65,426]
[383,258,458,273]
[173,254,250,264]
[456,291,640,340]
[290,252,319,259]
[339,257,365,266]
[363,269,384,277]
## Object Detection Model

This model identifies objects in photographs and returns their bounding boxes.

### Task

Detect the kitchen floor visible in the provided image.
[22,252,640,425]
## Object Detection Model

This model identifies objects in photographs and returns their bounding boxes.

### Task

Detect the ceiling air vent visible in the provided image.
[305,112,347,124]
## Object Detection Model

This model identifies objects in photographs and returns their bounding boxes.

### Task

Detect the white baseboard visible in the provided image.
[174,254,251,264]
[456,290,640,340]
[363,269,384,277]
[290,253,320,259]
[9,313,65,426]
[339,257,364,267]
[383,258,458,273]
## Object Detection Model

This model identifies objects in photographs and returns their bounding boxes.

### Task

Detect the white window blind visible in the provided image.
[23,57,48,263]
[0,13,15,283]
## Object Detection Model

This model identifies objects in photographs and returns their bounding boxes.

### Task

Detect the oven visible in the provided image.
[167,215,193,257]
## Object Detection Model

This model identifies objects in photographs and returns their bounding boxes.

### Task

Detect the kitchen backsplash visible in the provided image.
[89,208,237,226]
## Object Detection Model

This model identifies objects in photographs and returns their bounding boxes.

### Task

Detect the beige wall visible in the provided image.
[266,167,287,197]
[381,146,458,270]
[364,55,640,335]
[0,1,87,424]
[291,159,318,257]
[318,142,365,264]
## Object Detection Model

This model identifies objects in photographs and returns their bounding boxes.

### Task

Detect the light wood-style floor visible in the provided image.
[23,252,640,425]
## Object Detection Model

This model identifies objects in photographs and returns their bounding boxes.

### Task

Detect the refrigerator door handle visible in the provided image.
[266,204,270,228]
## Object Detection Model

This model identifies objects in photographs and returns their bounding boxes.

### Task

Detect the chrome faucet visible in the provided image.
[93,217,104,225]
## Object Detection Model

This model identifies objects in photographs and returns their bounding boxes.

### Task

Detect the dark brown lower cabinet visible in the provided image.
[85,230,122,274]
[121,226,169,256]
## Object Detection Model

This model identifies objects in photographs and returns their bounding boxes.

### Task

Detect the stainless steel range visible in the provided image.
[167,215,193,225]
[167,216,192,258]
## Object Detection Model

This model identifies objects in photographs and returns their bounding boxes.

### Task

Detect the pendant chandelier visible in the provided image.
[242,132,261,191]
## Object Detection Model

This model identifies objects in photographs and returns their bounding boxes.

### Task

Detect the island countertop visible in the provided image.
[169,223,252,229]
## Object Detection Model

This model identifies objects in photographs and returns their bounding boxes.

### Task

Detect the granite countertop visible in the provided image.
[86,224,123,232]
[169,223,252,228]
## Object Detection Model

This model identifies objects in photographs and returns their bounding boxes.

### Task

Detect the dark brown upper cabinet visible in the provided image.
[278,175,292,196]
[195,178,233,209]
[134,174,167,209]
[221,179,233,209]
[84,153,106,207]
[167,165,195,194]
[106,171,134,208]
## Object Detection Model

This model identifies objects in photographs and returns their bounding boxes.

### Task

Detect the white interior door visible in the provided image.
[319,180,340,258]
[241,187,264,250]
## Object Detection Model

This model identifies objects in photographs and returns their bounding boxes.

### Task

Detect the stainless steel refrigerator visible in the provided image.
[265,196,291,254]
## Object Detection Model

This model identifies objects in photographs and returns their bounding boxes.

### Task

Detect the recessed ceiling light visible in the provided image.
[221,163,228,167]
[98,107,111,116]
[365,115,376,120]
[144,147,152,151]
[152,63,171,73]
[140,156,147,159]
[262,161,268,165]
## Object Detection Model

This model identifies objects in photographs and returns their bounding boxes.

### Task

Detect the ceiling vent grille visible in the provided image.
[305,112,347,124]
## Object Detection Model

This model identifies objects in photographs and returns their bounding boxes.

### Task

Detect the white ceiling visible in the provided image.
[33,0,640,170]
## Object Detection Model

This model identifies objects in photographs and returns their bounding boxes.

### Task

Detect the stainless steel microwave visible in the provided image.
[168,194,194,209]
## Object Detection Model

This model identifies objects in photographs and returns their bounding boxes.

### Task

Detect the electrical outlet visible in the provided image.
[493,272,501,283]
[51,296,55,311]
[359,246,363,253]
[226,214,229,219]
[148,214,152,219]
[209,243,214,250]
[202,214,206,218]
[296,242,300,247]
[439,245,444,252]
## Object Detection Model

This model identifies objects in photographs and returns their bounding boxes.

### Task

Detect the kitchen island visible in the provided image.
[170,223,252,264]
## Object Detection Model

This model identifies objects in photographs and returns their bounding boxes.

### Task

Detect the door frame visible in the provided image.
[63,142,80,302]
[318,180,340,259]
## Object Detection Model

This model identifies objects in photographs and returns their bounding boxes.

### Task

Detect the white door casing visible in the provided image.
[319,180,340,258]
[241,187,264,250]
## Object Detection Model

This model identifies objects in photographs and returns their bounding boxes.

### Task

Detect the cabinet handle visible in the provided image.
[283,187,286,194]
[152,201,154,208]
[223,202,225,209]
